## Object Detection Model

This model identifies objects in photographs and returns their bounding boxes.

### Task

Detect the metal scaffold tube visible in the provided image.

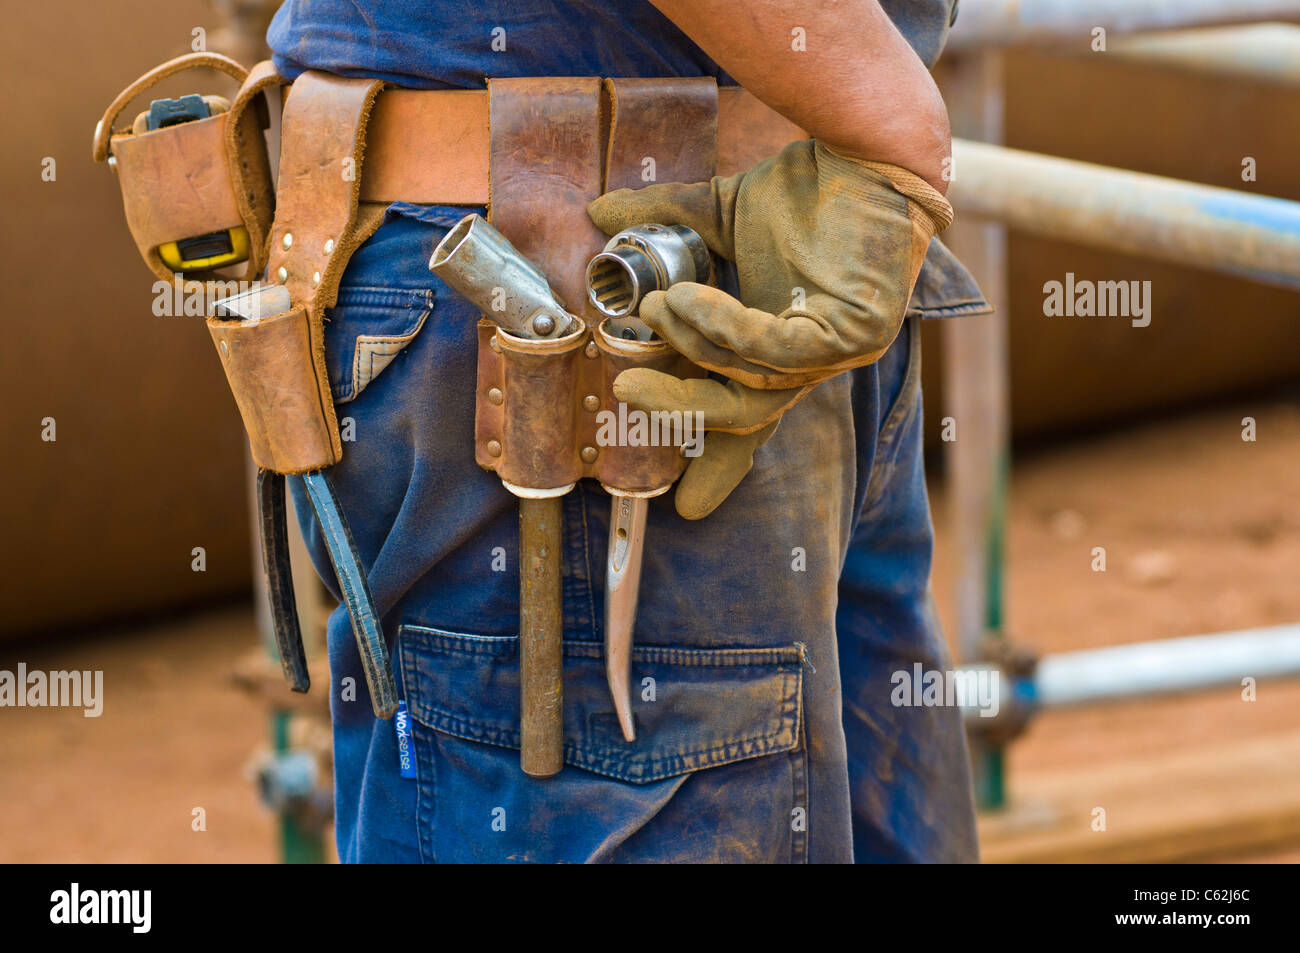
[935,51,1013,810]
[948,138,1300,289]
[1034,625,1300,708]
[958,625,1300,722]
[1107,24,1300,86]
[947,0,1300,50]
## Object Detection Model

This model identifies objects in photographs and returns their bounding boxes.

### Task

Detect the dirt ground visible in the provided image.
[934,395,1300,757]
[2,396,1297,863]
[932,394,1300,863]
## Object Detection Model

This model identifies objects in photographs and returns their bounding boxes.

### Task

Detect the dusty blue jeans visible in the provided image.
[291,203,978,863]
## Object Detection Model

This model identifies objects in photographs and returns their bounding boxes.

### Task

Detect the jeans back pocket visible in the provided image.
[398,623,804,784]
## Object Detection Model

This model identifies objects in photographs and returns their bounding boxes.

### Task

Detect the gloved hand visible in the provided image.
[588,138,953,519]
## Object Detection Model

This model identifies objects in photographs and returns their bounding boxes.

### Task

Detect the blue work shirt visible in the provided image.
[268,0,958,87]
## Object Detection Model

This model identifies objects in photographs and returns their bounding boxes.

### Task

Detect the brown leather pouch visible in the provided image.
[203,71,388,474]
[473,77,718,495]
[476,321,588,493]
[207,307,338,473]
[475,320,703,494]
[589,323,703,493]
[93,53,277,284]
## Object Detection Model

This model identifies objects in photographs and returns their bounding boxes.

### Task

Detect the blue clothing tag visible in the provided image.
[395,701,416,779]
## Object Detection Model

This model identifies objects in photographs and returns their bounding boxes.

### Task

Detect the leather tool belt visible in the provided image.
[93,55,805,478]
[93,53,812,723]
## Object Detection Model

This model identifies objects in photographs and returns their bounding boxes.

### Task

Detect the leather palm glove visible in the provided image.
[588,139,953,520]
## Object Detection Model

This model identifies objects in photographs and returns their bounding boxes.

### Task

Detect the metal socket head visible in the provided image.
[429,213,580,340]
[585,224,711,330]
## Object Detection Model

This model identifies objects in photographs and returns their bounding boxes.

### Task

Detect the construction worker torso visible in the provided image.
[253,0,982,862]
[267,0,958,86]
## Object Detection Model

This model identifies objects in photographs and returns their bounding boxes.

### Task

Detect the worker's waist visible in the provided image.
[359,83,806,206]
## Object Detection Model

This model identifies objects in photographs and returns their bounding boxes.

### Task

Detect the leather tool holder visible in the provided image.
[207,305,337,473]
[204,69,399,718]
[475,320,703,494]
[209,70,388,475]
[93,53,276,285]
[476,77,721,495]
[97,56,385,475]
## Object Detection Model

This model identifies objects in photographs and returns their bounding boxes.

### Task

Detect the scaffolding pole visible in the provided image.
[948,139,1300,288]
[1108,23,1300,86]
[948,0,1300,50]
[960,624,1300,722]
[935,52,1012,810]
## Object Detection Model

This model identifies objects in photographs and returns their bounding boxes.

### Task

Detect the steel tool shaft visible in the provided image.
[605,492,648,741]
[430,213,578,777]
[585,224,709,742]
[519,496,565,775]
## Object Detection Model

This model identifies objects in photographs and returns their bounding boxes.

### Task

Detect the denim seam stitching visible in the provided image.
[406,675,800,753]
[861,316,922,515]
[877,316,922,451]
[404,708,800,784]
[908,300,993,319]
[790,717,810,863]
[333,288,434,309]
[401,624,803,666]
[400,641,438,863]
[348,306,432,402]
[578,483,598,641]
[327,292,434,403]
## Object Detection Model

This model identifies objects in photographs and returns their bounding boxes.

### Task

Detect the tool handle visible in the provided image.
[298,471,400,719]
[256,469,310,693]
[519,497,565,777]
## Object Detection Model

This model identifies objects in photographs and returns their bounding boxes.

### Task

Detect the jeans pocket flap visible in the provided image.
[398,624,804,784]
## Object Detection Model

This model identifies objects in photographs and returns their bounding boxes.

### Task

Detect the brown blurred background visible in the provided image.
[1,3,1297,863]
[2,1,255,635]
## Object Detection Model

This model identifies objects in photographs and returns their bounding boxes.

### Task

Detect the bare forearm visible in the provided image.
[650,0,951,192]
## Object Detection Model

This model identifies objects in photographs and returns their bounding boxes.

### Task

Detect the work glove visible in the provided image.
[587,139,953,519]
